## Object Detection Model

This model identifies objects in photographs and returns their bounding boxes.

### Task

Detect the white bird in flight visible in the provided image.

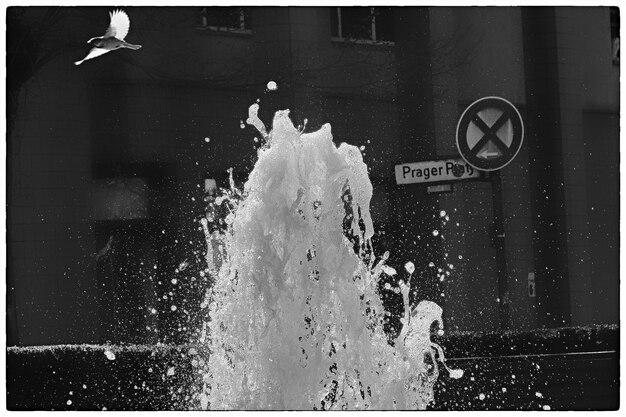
[75,9,142,66]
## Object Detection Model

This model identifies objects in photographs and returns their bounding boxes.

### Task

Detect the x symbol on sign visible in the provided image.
[470,111,512,158]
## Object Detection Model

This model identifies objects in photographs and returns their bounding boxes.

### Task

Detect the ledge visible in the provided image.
[6,325,619,410]
[435,324,618,359]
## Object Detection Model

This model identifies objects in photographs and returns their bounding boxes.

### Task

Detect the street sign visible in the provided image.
[427,183,454,194]
[395,158,481,185]
[456,96,524,171]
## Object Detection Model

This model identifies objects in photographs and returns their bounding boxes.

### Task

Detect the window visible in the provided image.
[610,7,619,65]
[330,7,395,43]
[199,7,252,33]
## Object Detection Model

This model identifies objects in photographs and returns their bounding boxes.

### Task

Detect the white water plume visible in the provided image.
[194,105,461,410]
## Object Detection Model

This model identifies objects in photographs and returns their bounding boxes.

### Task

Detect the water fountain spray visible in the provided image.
[194,102,461,410]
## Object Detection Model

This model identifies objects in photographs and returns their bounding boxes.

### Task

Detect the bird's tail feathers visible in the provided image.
[124,43,142,50]
[74,60,83,66]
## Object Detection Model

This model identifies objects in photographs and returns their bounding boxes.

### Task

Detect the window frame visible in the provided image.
[330,6,394,45]
[198,7,252,35]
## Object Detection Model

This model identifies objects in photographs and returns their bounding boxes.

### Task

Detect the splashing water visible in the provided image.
[194,105,461,410]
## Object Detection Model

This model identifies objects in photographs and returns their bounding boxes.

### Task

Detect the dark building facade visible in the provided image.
[7,6,619,345]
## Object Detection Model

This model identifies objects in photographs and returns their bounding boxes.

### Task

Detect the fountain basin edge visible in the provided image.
[6,325,618,410]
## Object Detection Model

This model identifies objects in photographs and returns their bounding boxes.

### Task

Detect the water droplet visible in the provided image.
[439,210,446,217]
[404,262,415,274]
[479,393,485,400]
[381,265,397,276]
[432,230,439,236]
[67,400,72,406]
[266,81,278,91]
[449,368,464,379]
[104,350,115,360]
[167,367,175,376]
[204,137,210,143]
[171,305,177,311]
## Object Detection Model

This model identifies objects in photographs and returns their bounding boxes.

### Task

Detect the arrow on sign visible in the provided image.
[477,150,501,159]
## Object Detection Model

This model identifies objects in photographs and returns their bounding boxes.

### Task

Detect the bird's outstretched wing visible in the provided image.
[104,9,130,40]
[74,47,110,65]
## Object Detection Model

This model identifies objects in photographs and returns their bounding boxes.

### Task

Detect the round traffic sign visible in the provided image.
[456,96,524,171]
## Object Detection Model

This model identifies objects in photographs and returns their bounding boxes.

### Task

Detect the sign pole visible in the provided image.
[491,169,510,331]
[456,96,523,332]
